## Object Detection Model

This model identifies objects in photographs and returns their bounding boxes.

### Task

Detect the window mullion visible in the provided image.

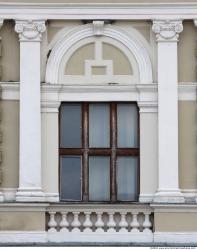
[110,103,117,202]
[82,102,89,201]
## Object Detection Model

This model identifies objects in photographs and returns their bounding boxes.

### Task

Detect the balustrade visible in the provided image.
[47,205,153,234]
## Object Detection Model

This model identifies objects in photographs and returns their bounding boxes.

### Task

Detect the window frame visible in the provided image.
[59,101,140,203]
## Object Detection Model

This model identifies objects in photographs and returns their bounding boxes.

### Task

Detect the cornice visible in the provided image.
[0,3,197,20]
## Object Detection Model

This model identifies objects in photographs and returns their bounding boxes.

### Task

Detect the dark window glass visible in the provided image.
[60,104,81,148]
[60,156,81,200]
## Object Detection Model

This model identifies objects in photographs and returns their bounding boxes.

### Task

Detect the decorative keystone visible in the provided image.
[93,21,104,36]
[152,20,183,42]
[15,20,46,42]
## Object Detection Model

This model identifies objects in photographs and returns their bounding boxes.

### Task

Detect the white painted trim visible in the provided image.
[0,231,196,244]
[45,24,153,84]
[150,203,197,212]
[0,231,47,243]
[178,83,197,101]
[0,188,17,202]
[0,3,197,20]
[1,82,196,101]
[139,194,154,203]
[47,231,153,243]
[181,189,197,198]
[154,232,197,244]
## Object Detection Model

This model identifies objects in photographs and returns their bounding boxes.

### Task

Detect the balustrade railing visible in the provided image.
[46,204,153,234]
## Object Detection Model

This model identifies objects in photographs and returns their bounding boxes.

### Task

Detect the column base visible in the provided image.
[153,190,185,203]
[16,188,46,202]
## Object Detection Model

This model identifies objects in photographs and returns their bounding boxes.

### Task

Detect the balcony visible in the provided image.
[46,204,153,243]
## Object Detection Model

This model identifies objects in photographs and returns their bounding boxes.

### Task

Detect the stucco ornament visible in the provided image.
[93,21,104,36]
[15,20,46,41]
[152,20,183,42]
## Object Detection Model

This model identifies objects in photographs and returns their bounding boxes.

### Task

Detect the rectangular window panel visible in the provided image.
[117,157,138,201]
[60,156,82,201]
[117,104,138,148]
[60,104,81,148]
[89,104,110,148]
[89,156,110,201]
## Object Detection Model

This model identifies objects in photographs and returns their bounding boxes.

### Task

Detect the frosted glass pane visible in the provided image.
[117,157,138,201]
[60,104,81,148]
[117,104,138,148]
[60,156,81,201]
[89,156,110,201]
[89,104,110,148]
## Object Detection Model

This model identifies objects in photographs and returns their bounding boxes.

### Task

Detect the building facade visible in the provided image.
[0,0,196,245]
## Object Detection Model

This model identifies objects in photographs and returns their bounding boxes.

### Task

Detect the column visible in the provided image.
[0,19,4,202]
[152,20,184,203]
[137,101,158,203]
[15,20,46,201]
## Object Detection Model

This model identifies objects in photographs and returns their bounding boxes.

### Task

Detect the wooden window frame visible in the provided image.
[59,101,140,203]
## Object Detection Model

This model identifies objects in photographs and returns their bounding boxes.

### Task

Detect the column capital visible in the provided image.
[15,20,46,42]
[152,19,183,42]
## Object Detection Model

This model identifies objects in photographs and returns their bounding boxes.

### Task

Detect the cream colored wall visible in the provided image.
[178,21,197,83]
[1,100,19,189]
[0,21,20,82]
[178,101,197,190]
[155,212,197,232]
[0,211,45,231]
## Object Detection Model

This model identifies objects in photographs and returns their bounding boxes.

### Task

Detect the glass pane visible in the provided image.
[60,156,81,200]
[117,157,138,201]
[60,104,81,148]
[89,104,110,148]
[117,104,138,148]
[89,156,110,201]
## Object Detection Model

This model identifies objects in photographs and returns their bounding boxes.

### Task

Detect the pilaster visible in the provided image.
[152,20,184,203]
[15,20,46,202]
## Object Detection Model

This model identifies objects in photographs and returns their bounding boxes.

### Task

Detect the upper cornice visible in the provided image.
[0,3,196,20]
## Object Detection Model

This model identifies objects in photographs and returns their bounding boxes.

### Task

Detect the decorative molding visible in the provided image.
[0,3,197,20]
[152,20,183,42]
[153,190,185,203]
[150,203,197,212]
[0,82,196,101]
[45,24,153,84]
[139,194,154,203]
[0,231,196,244]
[93,21,104,36]
[15,20,46,42]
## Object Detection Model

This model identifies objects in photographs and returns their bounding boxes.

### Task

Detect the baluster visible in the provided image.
[95,212,104,232]
[142,212,152,233]
[60,212,69,232]
[71,212,81,232]
[48,212,57,232]
[119,211,128,233]
[83,211,93,233]
[107,212,116,233]
[130,212,140,233]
